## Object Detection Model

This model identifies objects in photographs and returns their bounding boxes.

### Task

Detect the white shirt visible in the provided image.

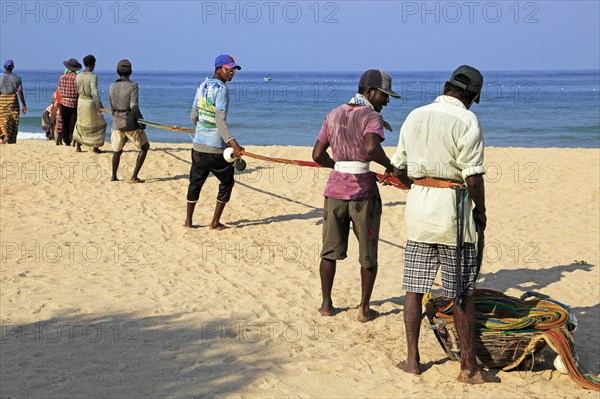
[391,95,486,245]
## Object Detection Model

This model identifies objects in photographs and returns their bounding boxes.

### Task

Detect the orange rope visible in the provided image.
[99,115,408,190]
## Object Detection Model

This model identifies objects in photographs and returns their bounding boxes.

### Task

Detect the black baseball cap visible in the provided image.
[117,59,132,74]
[359,70,401,98]
[449,65,483,103]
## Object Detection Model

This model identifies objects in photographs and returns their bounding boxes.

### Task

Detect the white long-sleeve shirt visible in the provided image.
[391,95,486,245]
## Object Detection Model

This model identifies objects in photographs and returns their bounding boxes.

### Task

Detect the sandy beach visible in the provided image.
[1,140,598,398]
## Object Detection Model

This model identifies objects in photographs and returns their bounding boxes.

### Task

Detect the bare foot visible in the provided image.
[357,308,380,322]
[111,177,120,182]
[396,360,422,376]
[128,177,145,183]
[92,148,104,154]
[210,223,230,231]
[183,220,195,228]
[457,369,500,384]
[319,306,336,317]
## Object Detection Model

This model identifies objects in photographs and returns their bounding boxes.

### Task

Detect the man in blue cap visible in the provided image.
[184,54,244,230]
[0,59,27,144]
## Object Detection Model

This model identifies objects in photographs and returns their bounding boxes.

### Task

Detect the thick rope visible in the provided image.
[102,113,409,190]
[240,150,408,190]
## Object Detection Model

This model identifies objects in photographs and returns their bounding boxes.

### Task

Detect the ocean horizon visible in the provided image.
[11,69,600,149]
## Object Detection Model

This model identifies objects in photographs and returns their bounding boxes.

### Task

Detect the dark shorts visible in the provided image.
[403,240,478,299]
[186,149,235,203]
[320,196,382,269]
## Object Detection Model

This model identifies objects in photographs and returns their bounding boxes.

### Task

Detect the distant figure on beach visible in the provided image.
[57,58,81,146]
[312,69,401,322]
[391,66,499,384]
[0,59,27,144]
[109,59,149,183]
[48,88,62,141]
[73,54,106,153]
[42,89,62,141]
[184,54,244,230]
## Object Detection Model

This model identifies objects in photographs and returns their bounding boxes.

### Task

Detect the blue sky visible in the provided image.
[1,0,599,71]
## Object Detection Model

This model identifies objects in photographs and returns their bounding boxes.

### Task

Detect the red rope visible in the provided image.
[241,150,408,190]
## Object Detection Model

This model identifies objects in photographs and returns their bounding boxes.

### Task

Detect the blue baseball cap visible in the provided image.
[4,59,14,69]
[214,54,241,70]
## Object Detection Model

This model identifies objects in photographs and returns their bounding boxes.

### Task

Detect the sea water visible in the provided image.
[14,70,600,148]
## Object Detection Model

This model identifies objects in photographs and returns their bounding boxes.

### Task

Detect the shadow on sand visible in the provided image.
[1,312,283,397]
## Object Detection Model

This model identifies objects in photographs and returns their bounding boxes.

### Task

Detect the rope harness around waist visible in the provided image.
[413,177,469,305]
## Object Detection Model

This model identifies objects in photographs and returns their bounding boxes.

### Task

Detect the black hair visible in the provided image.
[357,87,379,95]
[117,69,131,77]
[83,54,96,68]
[444,74,479,103]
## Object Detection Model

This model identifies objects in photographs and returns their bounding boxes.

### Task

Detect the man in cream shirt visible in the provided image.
[391,66,500,384]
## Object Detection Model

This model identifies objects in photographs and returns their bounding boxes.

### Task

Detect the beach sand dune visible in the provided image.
[1,141,598,397]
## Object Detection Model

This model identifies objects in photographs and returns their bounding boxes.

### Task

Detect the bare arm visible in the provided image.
[312,140,334,169]
[364,133,393,170]
[18,90,26,114]
[228,138,244,157]
[365,133,413,187]
[465,174,486,231]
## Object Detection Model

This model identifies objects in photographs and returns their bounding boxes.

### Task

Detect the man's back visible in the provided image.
[398,95,484,183]
[321,104,383,163]
[109,79,138,110]
[394,95,485,245]
[317,104,384,200]
[0,73,21,95]
[59,72,78,107]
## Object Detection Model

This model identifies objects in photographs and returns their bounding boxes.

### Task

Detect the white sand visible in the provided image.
[1,141,598,397]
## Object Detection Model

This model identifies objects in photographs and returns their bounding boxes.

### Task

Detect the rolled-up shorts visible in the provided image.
[111,128,148,152]
[187,149,234,203]
[320,196,382,269]
[403,240,478,299]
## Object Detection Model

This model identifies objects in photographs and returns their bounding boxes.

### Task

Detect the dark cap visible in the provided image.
[449,65,483,103]
[358,70,401,98]
[117,59,132,75]
[215,54,241,70]
[3,59,14,69]
[63,58,82,71]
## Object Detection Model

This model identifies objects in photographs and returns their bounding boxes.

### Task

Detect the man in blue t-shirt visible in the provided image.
[184,54,244,230]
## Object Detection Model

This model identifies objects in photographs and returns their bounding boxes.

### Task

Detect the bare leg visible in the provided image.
[184,202,196,228]
[210,200,229,230]
[111,150,123,181]
[397,291,423,375]
[75,141,82,152]
[130,142,149,183]
[454,296,500,384]
[357,265,379,322]
[319,258,336,316]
